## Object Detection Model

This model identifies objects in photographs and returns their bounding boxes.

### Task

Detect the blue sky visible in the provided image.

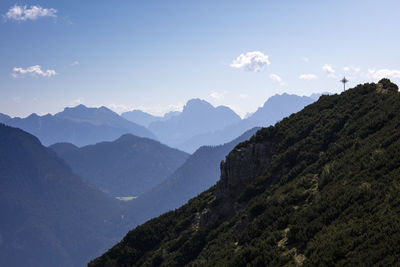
[1,0,399,117]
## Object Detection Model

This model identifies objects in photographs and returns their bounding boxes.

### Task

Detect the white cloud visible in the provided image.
[301,56,309,63]
[270,73,286,86]
[299,74,317,80]
[70,97,85,106]
[366,69,400,81]
[210,91,224,100]
[322,64,336,77]
[239,93,248,99]
[12,65,57,78]
[343,66,360,73]
[70,61,79,66]
[5,5,57,21]
[107,103,130,114]
[269,73,281,82]
[230,51,270,72]
[128,104,184,116]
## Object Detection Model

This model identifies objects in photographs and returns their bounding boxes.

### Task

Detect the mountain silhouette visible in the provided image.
[248,93,318,123]
[5,105,156,147]
[50,134,189,197]
[121,110,163,127]
[179,93,317,152]
[121,109,181,128]
[148,99,241,150]
[0,113,11,123]
[0,123,125,267]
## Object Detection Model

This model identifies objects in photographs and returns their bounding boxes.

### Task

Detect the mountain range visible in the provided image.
[0,91,324,266]
[1,93,318,153]
[4,105,155,147]
[120,94,317,153]
[175,93,317,152]
[0,115,261,267]
[121,110,180,127]
[50,134,189,197]
[147,99,242,149]
[0,117,260,267]
[90,79,400,266]
[0,123,126,267]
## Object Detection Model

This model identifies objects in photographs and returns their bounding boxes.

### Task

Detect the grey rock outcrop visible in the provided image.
[215,142,273,200]
[199,141,274,225]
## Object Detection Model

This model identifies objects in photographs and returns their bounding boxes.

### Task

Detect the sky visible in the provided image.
[1,0,400,118]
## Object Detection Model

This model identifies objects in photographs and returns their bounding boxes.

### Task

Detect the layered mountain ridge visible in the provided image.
[177,94,316,152]
[50,134,189,197]
[0,123,125,267]
[5,105,155,147]
[0,113,10,123]
[90,79,400,266]
[148,99,241,150]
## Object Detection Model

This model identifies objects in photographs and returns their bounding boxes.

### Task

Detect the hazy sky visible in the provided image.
[1,0,399,118]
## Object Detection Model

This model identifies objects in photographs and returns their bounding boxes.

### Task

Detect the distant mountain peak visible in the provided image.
[183,98,214,112]
[61,104,113,115]
[63,104,88,111]
[148,98,242,150]
[0,113,11,123]
[99,106,112,112]
[115,133,142,143]
[27,113,39,119]
[5,104,156,147]
[51,133,189,197]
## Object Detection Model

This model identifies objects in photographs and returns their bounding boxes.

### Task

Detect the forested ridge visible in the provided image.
[90,79,400,266]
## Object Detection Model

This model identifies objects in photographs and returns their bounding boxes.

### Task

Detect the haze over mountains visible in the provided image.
[121,110,180,127]
[120,94,317,152]
[0,124,126,267]
[51,135,189,197]
[1,93,317,153]
[0,91,322,267]
[2,0,398,266]
[147,99,242,149]
[0,113,11,123]
[4,105,155,147]
[3,81,400,267]
[178,93,317,152]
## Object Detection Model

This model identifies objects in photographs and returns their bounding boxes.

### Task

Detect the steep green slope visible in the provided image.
[90,79,400,266]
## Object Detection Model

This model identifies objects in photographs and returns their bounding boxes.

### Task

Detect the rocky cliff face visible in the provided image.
[198,141,274,225]
[215,142,273,200]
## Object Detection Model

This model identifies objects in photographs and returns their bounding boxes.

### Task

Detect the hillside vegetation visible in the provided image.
[90,79,400,266]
